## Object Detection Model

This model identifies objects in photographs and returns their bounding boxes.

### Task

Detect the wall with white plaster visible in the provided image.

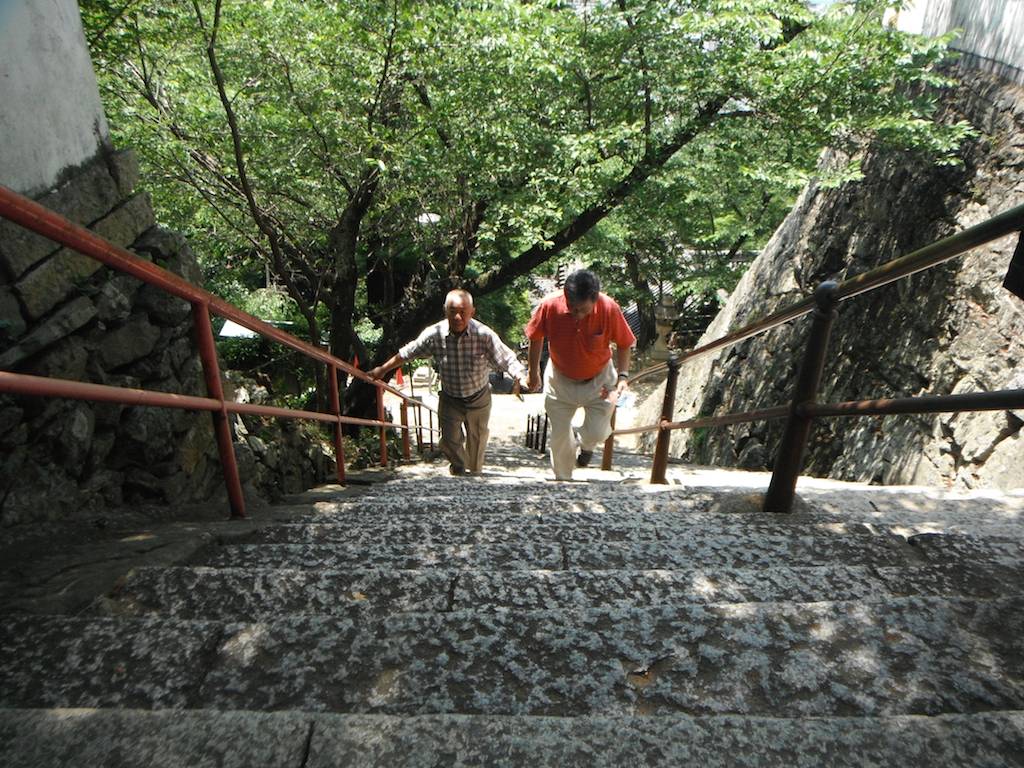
[890,0,1024,83]
[0,0,110,195]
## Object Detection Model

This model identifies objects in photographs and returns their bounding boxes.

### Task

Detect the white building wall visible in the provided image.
[890,0,1024,83]
[0,0,110,196]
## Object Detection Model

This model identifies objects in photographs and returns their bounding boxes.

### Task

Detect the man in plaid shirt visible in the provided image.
[369,289,527,475]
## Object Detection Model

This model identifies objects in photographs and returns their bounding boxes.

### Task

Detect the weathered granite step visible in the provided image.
[292,495,725,519]
[2,708,1023,767]
[239,517,1024,559]
[193,529,941,571]
[194,541,565,570]
[241,517,888,545]
[103,561,1024,620]
[103,567,452,618]
[295,491,1024,537]
[0,616,221,709]
[6,596,1024,716]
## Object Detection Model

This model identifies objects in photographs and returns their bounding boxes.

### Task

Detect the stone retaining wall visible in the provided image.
[638,66,1024,491]
[0,151,334,526]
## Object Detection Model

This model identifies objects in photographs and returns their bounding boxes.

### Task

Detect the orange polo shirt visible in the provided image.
[525,291,636,380]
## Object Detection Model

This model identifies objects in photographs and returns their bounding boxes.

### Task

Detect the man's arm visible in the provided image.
[368,352,405,381]
[527,339,544,392]
[369,325,435,381]
[486,331,528,382]
[613,344,632,399]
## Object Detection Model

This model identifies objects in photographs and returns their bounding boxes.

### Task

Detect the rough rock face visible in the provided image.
[0,150,334,526]
[224,373,337,503]
[639,66,1024,490]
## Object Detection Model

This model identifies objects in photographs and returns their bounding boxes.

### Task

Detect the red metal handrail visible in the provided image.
[0,184,438,519]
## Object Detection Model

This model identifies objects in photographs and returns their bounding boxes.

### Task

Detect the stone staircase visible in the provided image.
[2,444,1024,766]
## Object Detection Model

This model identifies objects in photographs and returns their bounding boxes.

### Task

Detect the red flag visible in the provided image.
[396,367,404,385]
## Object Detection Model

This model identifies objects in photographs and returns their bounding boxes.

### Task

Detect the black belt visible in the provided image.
[441,385,489,403]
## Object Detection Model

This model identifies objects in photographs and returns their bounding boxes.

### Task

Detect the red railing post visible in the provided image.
[650,355,681,484]
[414,404,423,453]
[376,384,388,467]
[328,364,346,485]
[400,400,411,460]
[764,282,840,513]
[601,407,616,470]
[192,301,246,519]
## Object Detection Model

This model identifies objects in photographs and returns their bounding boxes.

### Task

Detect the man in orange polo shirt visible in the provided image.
[525,270,636,480]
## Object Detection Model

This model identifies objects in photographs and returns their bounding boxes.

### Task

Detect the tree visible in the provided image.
[82,0,970,416]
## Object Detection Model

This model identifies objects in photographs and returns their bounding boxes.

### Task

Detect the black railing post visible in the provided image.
[650,355,681,484]
[540,413,548,454]
[764,281,840,513]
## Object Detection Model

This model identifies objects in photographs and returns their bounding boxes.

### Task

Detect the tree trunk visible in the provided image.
[624,250,657,348]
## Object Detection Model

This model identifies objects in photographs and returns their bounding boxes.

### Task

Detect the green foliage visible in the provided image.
[82,0,971,370]
[474,282,533,347]
[342,429,404,471]
[239,287,304,326]
[354,317,383,351]
[690,426,710,460]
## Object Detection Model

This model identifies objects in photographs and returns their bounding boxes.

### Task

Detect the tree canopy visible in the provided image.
[81,0,969,410]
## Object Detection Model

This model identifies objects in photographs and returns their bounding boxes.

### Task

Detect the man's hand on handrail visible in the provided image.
[367,352,404,383]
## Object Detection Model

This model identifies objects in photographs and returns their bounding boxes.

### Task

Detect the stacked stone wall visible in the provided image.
[638,66,1024,491]
[0,150,335,526]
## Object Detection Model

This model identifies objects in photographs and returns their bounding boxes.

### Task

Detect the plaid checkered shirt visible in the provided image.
[399,319,527,398]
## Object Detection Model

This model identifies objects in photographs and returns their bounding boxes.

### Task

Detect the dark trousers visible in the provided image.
[439,386,492,473]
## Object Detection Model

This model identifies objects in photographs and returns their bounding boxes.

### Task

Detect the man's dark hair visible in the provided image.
[564,269,600,304]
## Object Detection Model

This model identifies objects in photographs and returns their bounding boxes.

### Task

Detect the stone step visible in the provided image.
[292,494,724,519]
[241,517,887,545]
[2,708,1022,767]
[104,562,1024,620]
[106,567,452,618]
[192,527,1020,571]
[5,596,1024,716]
[292,490,1024,538]
[195,541,565,570]
[240,517,1024,558]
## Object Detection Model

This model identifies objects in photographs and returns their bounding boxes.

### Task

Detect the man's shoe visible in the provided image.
[449,465,466,476]
[575,450,593,468]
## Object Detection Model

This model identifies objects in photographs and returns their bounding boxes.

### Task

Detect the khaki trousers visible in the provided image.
[439,386,492,473]
[544,360,616,480]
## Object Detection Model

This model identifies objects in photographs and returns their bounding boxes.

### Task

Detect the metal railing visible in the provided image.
[601,202,1024,511]
[525,412,548,453]
[0,184,438,519]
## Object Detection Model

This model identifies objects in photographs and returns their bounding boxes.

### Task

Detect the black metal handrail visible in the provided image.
[628,202,1024,384]
[603,201,1024,511]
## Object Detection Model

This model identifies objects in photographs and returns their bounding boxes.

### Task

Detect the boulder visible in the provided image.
[99,314,161,371]
[131,227,203,285]
[26,338,90,380]
[58,404,96,471]
[0,287,27,343]
[14,248,104,321]
[95,279,133,324]
[0,155,123,281]
[0,296,97,369]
